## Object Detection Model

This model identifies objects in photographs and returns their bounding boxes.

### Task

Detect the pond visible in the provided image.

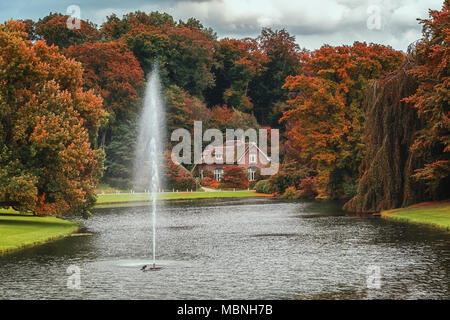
[0,198,449,299]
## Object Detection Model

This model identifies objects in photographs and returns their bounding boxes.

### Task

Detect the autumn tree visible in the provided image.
[282,42,404,198]
[166,85,211,137]
[64,41,144,137]
[0,20,106,217]
[64,41,144,115]
[249,28,304,125]
[35,13,100,48]
[101,11,176,40]
[63,41,145,189]
[18,19,36,40]
[206,38,268,111]
[206,29,300,125]
[102,11,216,98]
[405,1,450,195]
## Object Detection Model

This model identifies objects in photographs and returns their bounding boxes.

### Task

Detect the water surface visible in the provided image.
[1,198,449,299]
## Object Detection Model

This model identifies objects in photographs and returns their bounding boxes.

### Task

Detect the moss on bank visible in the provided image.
[381,201,450,231]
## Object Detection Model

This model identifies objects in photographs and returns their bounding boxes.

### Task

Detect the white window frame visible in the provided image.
[214,168,223,181]
[249,153,257,164]
[248,168,256,181]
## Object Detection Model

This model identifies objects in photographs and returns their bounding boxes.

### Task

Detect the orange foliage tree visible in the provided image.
[0,20,107,217]
[64,41,145,189]
[282,42,404,198]
[64,41,144,116]
[35,13,100,48]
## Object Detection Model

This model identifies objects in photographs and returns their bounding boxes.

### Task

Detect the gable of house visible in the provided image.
[198,140,271,181]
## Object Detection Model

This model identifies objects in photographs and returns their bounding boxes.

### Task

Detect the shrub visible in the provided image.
[221,166,249,189]
[298,177,318,199]
[166,152,196,191]
[268,161,312,193]
[280,186,301,200]
[173,176,196,191]
[201,177,220,189]
[254,179,273,194]
[202,169,214,179]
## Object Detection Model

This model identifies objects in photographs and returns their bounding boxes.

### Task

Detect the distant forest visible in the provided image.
[0,1,448,216]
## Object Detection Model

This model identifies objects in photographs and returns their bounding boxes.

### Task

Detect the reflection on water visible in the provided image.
[0,198,449,299]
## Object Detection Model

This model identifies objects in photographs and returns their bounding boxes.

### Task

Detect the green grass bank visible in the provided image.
[95,190,271,208]
[0,190,268,253]
[0,214,80,255]
[381,201,450,231]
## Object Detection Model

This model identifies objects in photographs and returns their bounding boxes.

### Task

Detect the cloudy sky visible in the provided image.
[0,0,444,51]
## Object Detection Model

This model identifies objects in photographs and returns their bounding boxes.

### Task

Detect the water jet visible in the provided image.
[134,63,166,271]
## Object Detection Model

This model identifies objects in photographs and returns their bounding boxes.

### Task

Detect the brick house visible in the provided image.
[196,139,271,181]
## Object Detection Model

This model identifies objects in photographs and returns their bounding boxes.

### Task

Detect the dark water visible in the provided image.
[1,198,449,299]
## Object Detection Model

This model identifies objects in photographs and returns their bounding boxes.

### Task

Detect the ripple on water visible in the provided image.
[0,198,449,299]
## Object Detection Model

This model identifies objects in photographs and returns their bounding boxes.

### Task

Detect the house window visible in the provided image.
[249,153,257,164]
[215,153,223,162]
[214,168,223,181]
[248,168,256,181]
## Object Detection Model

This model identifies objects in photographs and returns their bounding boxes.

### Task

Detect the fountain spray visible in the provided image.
[134,63,165,271]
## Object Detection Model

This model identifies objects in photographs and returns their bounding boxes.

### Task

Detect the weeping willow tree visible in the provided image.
[345,2,449,213]
[344,54,428,213]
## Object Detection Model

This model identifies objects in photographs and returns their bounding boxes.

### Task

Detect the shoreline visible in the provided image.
[0,191,270,254]
[0,215,80,255]
[94,190,272,208]
[381,201,450,231]
[2,197,447,255]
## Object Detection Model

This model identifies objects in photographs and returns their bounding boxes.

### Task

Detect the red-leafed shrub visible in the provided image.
[220,166,249,189]
[166,152,196,191]
[298,177,318,199]
[201,177,220,189]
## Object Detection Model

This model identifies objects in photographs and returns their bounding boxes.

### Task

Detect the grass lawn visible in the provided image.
[381,201,450,231]
[0,215,80,254]
[95,190,271,205]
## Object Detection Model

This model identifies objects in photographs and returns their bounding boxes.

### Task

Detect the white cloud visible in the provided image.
[129,0,443,51]
[1,0,445,51]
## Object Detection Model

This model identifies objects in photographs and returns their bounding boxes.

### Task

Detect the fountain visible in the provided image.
[134,63,166,271]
